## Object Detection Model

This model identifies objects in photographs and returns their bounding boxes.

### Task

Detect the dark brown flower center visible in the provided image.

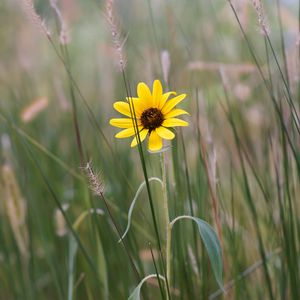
[141,108,164,131]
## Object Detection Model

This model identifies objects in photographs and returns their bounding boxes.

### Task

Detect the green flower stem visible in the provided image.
[160,152,171,299]
[166,223,172,296]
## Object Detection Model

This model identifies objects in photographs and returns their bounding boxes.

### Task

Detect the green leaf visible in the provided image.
[171,216,223,288]
[128,274,165,300]
[119,177,163,242]
[195,218,223,287]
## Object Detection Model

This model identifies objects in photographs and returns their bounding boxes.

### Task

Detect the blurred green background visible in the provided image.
[0,0,299,299]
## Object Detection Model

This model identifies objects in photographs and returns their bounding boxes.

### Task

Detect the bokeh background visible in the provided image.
[0,0,299,299]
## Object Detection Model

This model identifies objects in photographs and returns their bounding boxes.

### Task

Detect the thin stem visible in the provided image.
[149,243,166,300]
[160,152,171,300]
[166,224,172,299]
[228,1,300,168]
[121,71,168,300]
[275,0,290,87]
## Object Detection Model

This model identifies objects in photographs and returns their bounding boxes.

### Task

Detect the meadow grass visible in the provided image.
[0,0,299,299]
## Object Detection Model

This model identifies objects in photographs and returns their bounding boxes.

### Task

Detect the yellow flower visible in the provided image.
[110,80,189,151]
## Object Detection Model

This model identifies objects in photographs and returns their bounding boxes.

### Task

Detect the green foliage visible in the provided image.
[0,0,299,299]
[128,275,165,300]
[171,216,223,288]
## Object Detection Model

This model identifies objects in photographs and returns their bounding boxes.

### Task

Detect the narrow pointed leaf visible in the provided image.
[171,216,223,287]
[119,177,163,242]
[128,274,165,300]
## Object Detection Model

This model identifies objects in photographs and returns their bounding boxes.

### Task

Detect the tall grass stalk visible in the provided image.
[227,1,300,169]
[160,152,171,299]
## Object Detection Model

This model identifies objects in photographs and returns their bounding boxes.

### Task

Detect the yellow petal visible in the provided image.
[152,80,163,107]
[148,130,163,151]
[137,82,152,106]
[162,118,189,127]
[115,126,142,138]
[165,108,189,118]
[110,118,140,128]
[113,102,131,117]
[158,92,177,109]
[126,97,144,116]
[156,127,175,140]
[161,93,187,114]
[131,129,149,147]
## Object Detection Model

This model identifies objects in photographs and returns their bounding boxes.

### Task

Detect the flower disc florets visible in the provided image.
[141,108,164,131]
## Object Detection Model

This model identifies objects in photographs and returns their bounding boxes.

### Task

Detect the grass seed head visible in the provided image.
[21,0,51,37]
[21,96,48,123]
[105,0,126,71]
[250,0,270,36]
[2,164,29,259]
[49,0,70,44]
[83,161,105,197]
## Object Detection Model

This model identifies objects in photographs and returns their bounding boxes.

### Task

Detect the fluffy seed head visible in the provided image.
[21,96,48,123]
[250,0,270,36]
[105,0,126,71]
[83,161,105,197]
[21,0,51,37]
[49,0,70,44]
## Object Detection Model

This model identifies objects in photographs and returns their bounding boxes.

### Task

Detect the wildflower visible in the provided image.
[110,80,189,151]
